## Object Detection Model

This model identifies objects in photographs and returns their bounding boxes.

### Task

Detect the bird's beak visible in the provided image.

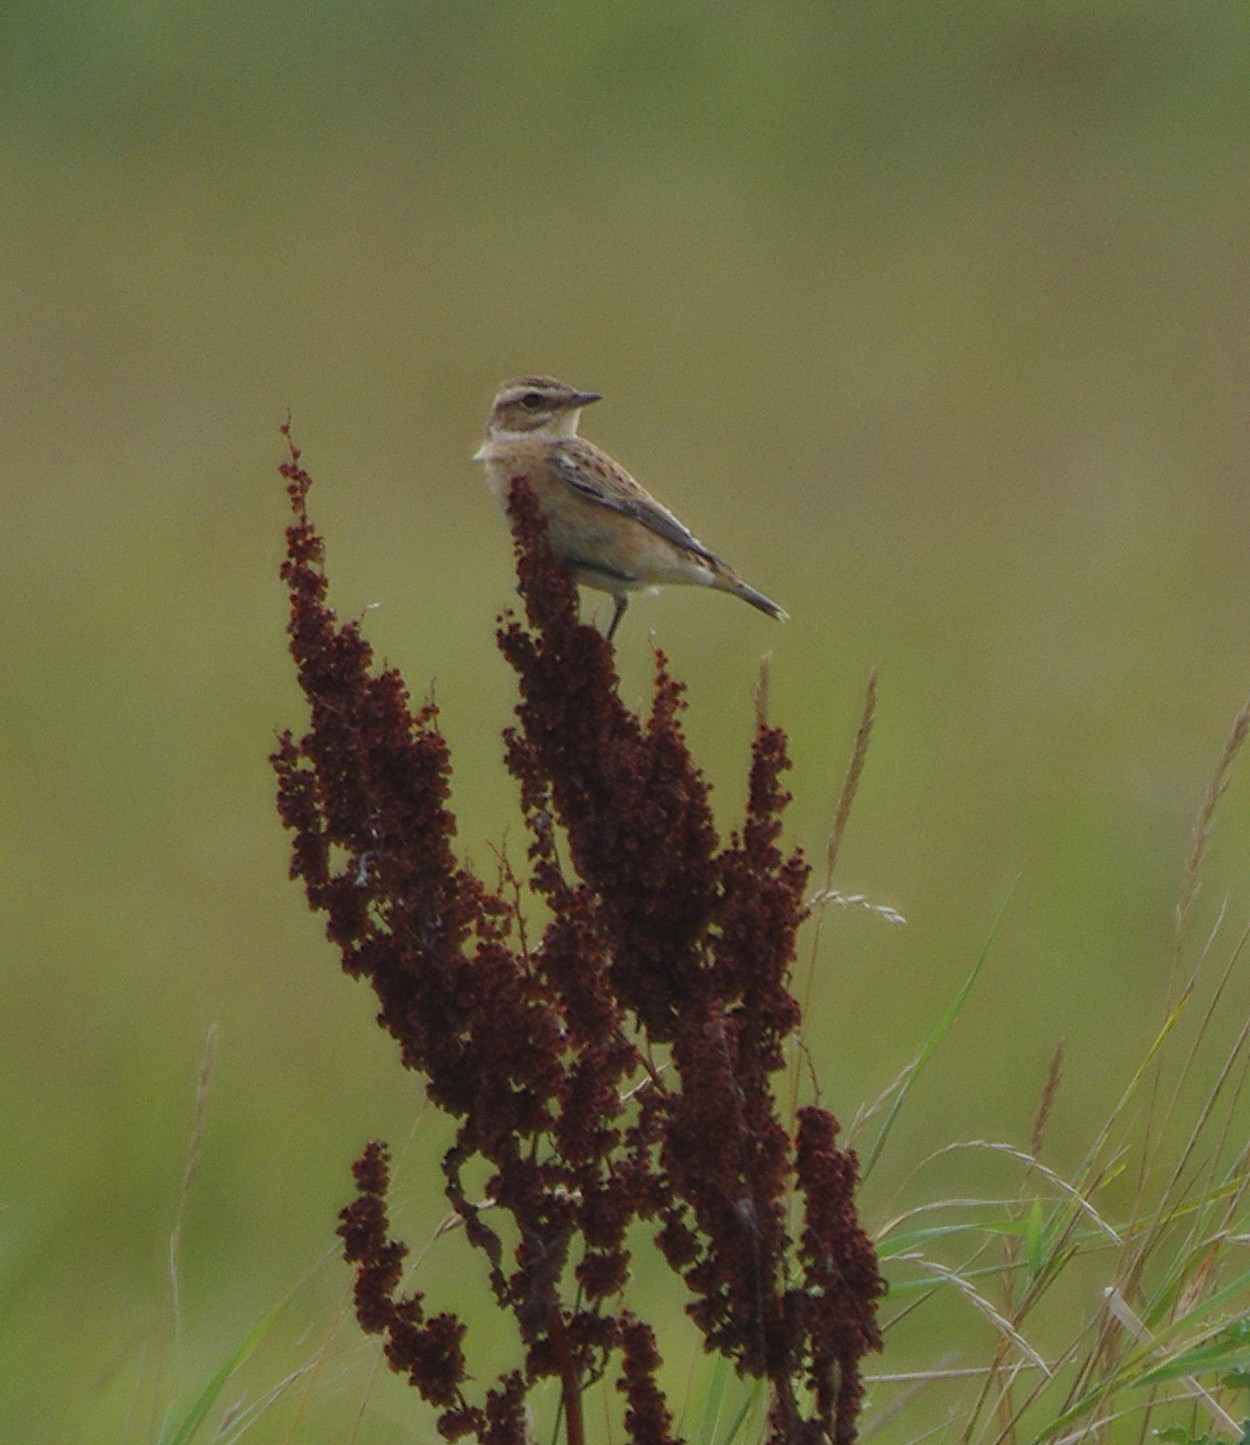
[571,390,602,408]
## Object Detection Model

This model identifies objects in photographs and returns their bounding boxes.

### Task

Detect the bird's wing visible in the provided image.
[550,440,721,567]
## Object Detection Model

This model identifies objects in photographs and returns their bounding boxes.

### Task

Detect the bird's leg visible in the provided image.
[606,593,629,641]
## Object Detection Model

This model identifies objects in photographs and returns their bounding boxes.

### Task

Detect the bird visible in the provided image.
[473,375,788,640]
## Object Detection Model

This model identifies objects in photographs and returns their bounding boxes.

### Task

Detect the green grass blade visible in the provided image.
[862,884,1013,1179]
[693,1355,731,1445]
[717,1377,765,1445]
[154,1306,278,1445]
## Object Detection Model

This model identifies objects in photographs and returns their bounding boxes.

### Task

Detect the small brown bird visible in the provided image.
[473,375,787,639]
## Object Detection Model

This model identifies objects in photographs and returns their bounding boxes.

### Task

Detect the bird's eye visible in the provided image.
[521,391,544,409]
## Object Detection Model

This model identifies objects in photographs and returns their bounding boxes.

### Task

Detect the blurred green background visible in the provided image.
[4,2,1250,1439]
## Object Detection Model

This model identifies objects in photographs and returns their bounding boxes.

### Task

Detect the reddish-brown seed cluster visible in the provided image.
[273,433,883,1443]
[794,1109,885,1445]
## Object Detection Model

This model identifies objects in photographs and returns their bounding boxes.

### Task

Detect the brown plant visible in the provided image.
[272,427,883,1443]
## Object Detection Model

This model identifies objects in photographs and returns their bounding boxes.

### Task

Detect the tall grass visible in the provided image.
[858,699,1250,1444]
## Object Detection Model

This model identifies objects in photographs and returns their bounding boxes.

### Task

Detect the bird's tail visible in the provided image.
[714,570,789,622]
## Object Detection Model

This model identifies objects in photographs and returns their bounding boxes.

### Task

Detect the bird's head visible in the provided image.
[483,376,602,441]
